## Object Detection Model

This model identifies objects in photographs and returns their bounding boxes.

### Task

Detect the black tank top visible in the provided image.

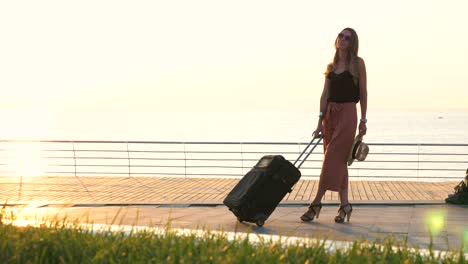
[327,70,360,103]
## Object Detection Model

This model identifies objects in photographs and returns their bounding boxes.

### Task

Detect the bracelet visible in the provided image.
[360,118,367,124]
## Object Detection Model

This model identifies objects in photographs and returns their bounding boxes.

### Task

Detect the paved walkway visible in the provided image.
[4,204,467,251]
[2,176,467,251]
[0,176,457,205]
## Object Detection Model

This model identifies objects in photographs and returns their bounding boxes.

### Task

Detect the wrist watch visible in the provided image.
[319,112,324,118]
[360,118,367,124]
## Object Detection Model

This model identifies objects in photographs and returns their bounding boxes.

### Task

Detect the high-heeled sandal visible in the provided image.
[300,203,322,222]
[334,203,353,223]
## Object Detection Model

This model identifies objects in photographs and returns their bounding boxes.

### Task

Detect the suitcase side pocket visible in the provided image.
[275,161,301,192]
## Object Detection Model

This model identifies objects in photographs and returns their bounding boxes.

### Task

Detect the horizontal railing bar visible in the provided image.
[6,172,460,180]
[1,152,466,160]
[2,150,467,156]
[1,139,468,147]
[0,171,462,180]
[0,157,464,168]
[4,163,461,172]
[366,153,468,156]
[0,159,466,168]
[38,164,247,169]
[44,171,132,175]
[14,171,459,178]
[10,156,464,164]
[352,160,467,163]
[348,168,466,171]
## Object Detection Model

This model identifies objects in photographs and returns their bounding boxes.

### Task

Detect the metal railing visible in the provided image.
[0,140,467,180]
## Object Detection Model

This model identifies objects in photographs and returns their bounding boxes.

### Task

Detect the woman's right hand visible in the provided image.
[312,121,323,138]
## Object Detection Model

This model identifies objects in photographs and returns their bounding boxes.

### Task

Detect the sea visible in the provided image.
[2,109,467,143]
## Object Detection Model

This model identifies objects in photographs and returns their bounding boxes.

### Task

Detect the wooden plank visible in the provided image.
[297,179,314,203]
[0,177,460,204]
[357,181,367,200]
[393,181,409,200]
[365,181,373,200]
[371,181,381,200]
[292,179,306,201]
[309,180,318,201]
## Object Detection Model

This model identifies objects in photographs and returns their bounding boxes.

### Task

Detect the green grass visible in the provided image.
[0,207,466,263]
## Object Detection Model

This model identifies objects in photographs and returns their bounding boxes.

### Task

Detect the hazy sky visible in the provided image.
[1,0,467,113]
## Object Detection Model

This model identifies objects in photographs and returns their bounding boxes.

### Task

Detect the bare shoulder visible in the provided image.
[357,57,365,65]
[357,57,366,70]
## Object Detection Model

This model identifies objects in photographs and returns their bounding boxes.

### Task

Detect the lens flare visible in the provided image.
[424,210,446,236]
[463,229,468,250]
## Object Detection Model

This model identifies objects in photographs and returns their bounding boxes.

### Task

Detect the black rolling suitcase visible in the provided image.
[223,135,323,226]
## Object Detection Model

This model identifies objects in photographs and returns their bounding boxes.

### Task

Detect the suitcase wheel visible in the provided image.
[255,219,265,227]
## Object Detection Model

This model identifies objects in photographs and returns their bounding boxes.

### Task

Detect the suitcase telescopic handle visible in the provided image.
[293,134,323,169]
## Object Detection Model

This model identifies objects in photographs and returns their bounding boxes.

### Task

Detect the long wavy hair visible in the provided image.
[325,27,359,84]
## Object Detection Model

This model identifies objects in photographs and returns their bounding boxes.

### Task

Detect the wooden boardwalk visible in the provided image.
[0,176,457,205]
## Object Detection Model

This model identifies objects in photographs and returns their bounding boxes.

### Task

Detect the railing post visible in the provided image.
[18,175,23,201]
[127,142,131,178]
[417,144,420,178]
[184,143,187,178]
[72,142,77,177]
[240,143,244,175]
[297,142,301,168]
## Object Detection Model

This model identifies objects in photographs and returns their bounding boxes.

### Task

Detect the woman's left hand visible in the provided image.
[358,121,367,137]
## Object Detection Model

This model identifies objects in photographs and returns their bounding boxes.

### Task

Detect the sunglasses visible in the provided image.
[338,33,352,41]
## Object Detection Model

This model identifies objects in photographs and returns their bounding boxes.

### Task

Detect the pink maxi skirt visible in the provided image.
[318,102,357,192]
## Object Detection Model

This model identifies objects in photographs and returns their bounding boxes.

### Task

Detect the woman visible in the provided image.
[300,27,367,223]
